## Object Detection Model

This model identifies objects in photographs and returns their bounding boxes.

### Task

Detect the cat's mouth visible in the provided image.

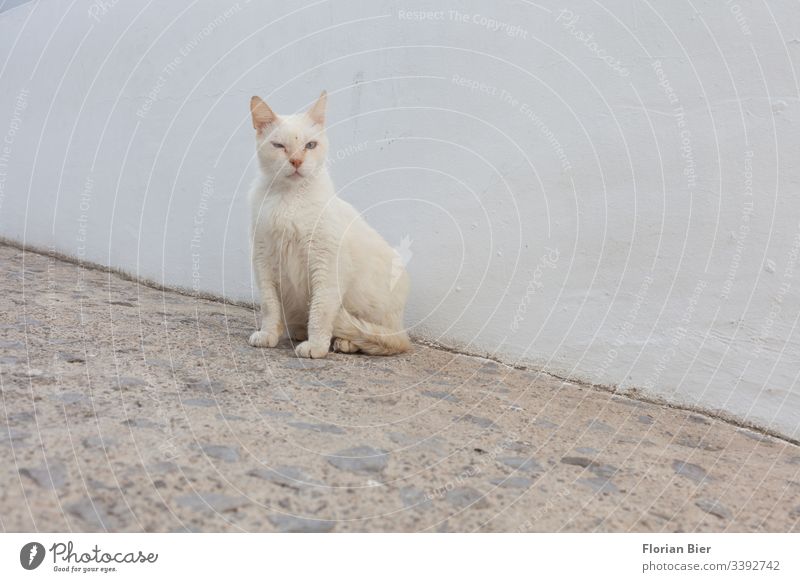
[288,170,304,179]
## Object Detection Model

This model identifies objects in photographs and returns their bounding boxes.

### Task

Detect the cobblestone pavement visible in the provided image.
[1,244,799,532]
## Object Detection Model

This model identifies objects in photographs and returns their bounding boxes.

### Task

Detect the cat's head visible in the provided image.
[250,91,329,183]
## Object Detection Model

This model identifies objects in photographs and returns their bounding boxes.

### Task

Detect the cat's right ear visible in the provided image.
[250,96,277,131]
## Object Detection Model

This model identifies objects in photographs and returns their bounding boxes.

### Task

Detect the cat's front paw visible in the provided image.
[249,330,280,348]
[294,340,329,359]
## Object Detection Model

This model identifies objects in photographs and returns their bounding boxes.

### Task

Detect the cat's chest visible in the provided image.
[253,199,316,262]
[254,197,300,233]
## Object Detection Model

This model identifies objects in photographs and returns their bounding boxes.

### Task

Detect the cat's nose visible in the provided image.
[289,158,303,169]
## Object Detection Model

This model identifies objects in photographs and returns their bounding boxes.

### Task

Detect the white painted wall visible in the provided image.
[2,0,799,438]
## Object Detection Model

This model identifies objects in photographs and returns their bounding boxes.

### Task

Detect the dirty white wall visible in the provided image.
[1,0,799,438]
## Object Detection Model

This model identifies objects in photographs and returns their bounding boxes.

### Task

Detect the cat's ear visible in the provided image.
[250,96,277,130]
[307,91,327,126]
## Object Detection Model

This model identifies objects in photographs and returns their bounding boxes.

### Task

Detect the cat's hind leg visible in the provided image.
[332,338,359,353]
[333,309,411,356]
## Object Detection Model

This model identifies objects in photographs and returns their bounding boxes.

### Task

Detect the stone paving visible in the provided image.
[1,243,799,532]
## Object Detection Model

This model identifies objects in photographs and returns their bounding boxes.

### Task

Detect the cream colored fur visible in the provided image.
[247,92,411,358]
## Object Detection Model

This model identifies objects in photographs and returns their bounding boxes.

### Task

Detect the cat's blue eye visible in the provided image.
[271,142,285,149]
[305,141,317,150]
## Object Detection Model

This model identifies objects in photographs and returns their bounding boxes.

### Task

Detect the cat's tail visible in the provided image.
[334,311,412,356]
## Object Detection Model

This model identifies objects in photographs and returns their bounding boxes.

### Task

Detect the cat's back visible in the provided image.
[330,196,393,251]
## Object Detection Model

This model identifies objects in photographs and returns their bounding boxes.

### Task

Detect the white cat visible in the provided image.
[247,91,411,358]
